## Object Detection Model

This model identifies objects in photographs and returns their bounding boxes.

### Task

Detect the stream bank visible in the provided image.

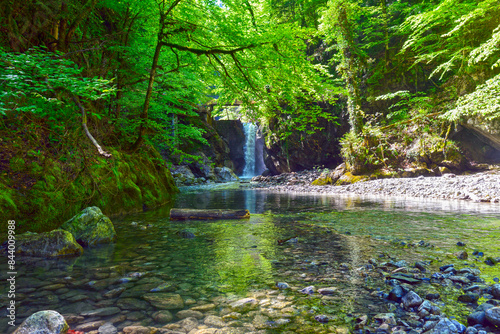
[251,166,500,204]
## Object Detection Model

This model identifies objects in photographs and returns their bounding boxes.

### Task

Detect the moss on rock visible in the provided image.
[8,229,83,257]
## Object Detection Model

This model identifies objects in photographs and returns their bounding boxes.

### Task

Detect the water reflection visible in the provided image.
[176,186,500,215]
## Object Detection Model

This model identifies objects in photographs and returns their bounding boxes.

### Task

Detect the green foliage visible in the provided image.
[443,73,500,121]
[0,47,114,118]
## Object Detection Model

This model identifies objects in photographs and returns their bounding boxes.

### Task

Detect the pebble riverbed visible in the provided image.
[251,167,500,204]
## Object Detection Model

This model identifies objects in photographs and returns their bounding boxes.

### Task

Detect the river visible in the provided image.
[1,183,499,333]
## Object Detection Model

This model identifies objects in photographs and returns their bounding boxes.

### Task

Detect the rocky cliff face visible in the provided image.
[214,120,246,175]
[264,112,348,174]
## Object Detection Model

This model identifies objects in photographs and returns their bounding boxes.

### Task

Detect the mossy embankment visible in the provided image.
[0,115,178,237]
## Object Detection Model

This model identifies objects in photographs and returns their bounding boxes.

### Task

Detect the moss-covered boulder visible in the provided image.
[312,163,347,185]
[13,310,69,334]
[8,229,83,257]
[60,206,116,247]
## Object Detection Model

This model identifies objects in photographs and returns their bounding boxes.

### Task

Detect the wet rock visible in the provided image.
[190,303,216,312]
[98,322,118,334]
[314,315,329,323]
[402,291,423,309]
[230,298,258,312]
[150,282,177,292]
[7,230,83,258]
[152,310,173,323]
[75,320,106,331]
[81,307,121,317]
[103,287,125,298]
[60,206,117,246]
[122,326,153,334]
[317,287,337,295]
[300,286,315,294]
[176,309,203,319]
[143,293,184,309]
[204,315,225,327]
[177,317,199,332]
[13,310,69,334]
[457,241,466,247]
[485,307,500,327]
[117,298,150,310]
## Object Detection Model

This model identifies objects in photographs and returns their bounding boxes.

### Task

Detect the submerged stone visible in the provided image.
[8,229,83,258]
[143,293,184,309]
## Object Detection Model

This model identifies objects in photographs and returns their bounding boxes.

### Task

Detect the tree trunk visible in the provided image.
[130,36,163,151]
[170,209,250,220]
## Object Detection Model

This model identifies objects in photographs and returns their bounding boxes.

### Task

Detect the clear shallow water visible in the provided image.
[1,186,500,333]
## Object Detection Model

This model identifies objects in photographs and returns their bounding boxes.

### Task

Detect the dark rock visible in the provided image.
[458,292,479,304]
[485,307,500,327]
[492,284,500,298]
[457,241,466,247]
[426,293,441,300]
[13,310,69,334]
[415,261,427,272]
[214,120,246,175]
[388,286,405,302]
[314,315,329,323]
[440,264,454,272]
[402,291,423,309]
[468,311,486,326]
[60,206,117,247]
[389,274,421,284]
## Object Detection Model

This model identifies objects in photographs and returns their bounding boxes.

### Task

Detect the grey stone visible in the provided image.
[99,322,118,334]
[485,307,500,327]
[402,291,423,309]
[13,310,69,334]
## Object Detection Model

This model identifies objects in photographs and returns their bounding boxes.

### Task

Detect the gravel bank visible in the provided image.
[252,168,500,203]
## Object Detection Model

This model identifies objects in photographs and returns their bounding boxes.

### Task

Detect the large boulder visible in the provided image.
[13,310,69,334]
[60,206,116,247]
[6,229,83,257]
[171,165,197,186]
[214,167,239,182]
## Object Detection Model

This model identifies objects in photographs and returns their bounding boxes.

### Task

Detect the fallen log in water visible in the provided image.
[169,208,250,220]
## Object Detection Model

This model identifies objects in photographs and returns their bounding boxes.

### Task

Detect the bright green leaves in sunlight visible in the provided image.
[443,74,500,122]
[0,47,114,117]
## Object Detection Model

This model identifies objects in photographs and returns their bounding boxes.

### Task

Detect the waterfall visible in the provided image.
[243,123,257,177]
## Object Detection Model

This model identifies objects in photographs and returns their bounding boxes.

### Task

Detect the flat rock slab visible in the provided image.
[143,293,185,309]
[389,273,421,284]
[169,209,250,220]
